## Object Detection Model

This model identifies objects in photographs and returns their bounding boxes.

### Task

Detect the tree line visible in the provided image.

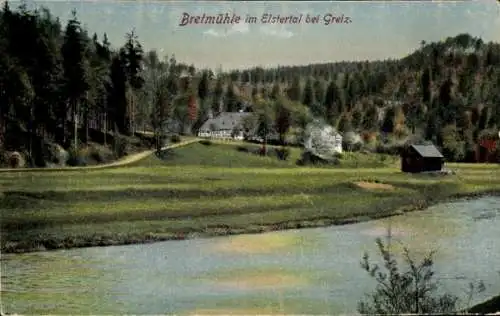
[1,2,500,163]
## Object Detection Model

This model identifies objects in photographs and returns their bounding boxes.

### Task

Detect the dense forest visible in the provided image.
[1,2,500,167]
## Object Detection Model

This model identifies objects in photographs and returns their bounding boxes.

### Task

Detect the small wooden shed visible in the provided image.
[401,144,444,173]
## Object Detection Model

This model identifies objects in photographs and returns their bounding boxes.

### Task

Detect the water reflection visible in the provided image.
[2,197,500,314]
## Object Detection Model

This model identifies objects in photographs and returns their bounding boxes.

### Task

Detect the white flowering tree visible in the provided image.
[303,119,343,159]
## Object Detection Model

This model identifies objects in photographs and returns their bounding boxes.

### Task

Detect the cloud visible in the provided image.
[259,24,294,38]
[203,21,250,37]
[203,28,225,37]
[230,21,249,34]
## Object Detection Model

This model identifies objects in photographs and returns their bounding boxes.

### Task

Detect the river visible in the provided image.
[2,196,500,314]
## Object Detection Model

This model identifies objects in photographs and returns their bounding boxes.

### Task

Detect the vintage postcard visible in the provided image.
[1,0,499,314]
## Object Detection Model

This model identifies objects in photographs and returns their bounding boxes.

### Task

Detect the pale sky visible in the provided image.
[10,0,500,70]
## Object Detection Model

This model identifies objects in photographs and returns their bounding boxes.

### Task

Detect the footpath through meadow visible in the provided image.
[0,138,199,173]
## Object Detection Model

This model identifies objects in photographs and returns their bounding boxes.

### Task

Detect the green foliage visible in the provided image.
[302,78,315,109]
[170,134,181,143]
[358,238,459,314]
[122,30,144,90]
[362,105,379,131]
[67,145,86,166]
[274,97,292,144]
[224,81,238,112]
[287,76,302,102]
[197,70,209,101]
[337,113,353,133]
[236,145,249,152]
[112,134,130,158]
[256,111,273,141]
[212,77,224,114]
[381,107,397,133]
[67,143,115,166]
[109,55,129,134]
[199,139,212,146]
[324,80,343,124]
[351,108,364,130]
[441,124,465,161]
[297,150,340,166]
[421,67,432,104]
[275,147,290,161]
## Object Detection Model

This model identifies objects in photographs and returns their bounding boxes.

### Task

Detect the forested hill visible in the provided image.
[1,1,500,167]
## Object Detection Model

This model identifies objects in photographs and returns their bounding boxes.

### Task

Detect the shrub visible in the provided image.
[333,152,343,159]
[361,131,378,144]
[156,135,169,149]
[113,135,130,158]
[359,238,459,314]
[358,237,485,314]
[0,150,6,167]
[48,144,69,165]
[6,151,25,168]
[66,147,87,166]
[89,145,115,164]
[296,151,339,166]
[171,135,181,143]
[375,144,402,155]
[343,141,364,152]
[155,148,173,160]
[259,147,267,156]
[275,147,290,161]
[199,140,213,146]
[236,146,249,152]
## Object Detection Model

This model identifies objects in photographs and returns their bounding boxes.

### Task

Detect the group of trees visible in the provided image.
[0,2,198,158]
[232,33,500,162]
[2,1,500,163]
[0,2,146,152]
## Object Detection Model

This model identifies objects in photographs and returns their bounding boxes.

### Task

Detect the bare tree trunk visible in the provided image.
[84,105,89,145]
[73,101,78,150]
[132,94,136,135]
[103,112,107,146]
[29,107,34,160]
[263,134,267,155]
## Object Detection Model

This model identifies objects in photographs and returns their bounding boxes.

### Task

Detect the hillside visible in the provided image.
[1,0,500,168]
[220,34,500,163]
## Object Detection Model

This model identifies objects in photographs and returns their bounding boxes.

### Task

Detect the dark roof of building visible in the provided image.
[199,112,253,131]
[409,144,444,158]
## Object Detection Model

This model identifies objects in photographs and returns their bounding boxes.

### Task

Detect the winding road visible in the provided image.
[0,138,199,173]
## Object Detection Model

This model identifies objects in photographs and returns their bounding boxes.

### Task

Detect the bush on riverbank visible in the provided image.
[359,237,487,314]
[359,238,459,314]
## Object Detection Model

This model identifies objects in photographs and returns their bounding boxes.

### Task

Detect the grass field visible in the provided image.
[1,140,500,253]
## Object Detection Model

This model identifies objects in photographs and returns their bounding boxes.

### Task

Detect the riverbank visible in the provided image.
[2,142,500,254]
[469,295,500,314]
[3,190,499,254]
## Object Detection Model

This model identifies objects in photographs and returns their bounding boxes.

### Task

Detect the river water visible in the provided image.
[2,197,500,314]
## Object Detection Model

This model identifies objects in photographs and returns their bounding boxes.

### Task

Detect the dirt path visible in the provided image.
[354,181,395,190]
[0,139,199,173]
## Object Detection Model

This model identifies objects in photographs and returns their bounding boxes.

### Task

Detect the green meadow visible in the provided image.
[1,141,500,253]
